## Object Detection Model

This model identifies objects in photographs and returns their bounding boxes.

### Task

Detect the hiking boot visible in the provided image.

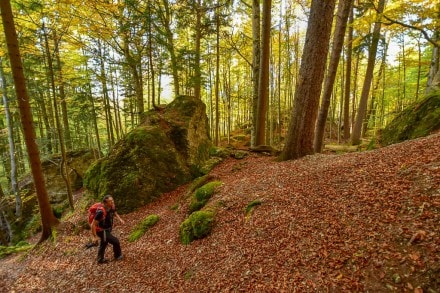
[115,255,123,261]
[97,258,109,264]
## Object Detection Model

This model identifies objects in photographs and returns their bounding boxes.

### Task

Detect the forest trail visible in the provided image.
[0,133,439,292]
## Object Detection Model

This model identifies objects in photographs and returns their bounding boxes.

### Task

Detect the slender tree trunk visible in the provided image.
[53,30,71,150]
[280,0,336,161]
[314,0,353,152]
[194,0,202,100]
[351,0,385,145]
[215,5,220,146]
[0,58,21,217]
[363,37,388,137]
[251,0,260,147]
[0,0,59,243]
[255,0,271,146]
[343,7,354,140]
[43,23,74,210]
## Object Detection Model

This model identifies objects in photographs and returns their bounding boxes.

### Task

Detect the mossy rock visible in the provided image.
[128,214,160,242]
[188,181,222,213]
[83,96,212,213]
[179,210,214,245]
[381,91,440,146]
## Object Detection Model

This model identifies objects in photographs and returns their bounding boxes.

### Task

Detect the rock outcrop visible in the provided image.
[84,95,212,213]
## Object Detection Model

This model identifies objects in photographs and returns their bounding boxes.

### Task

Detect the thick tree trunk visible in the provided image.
[255,0,271,146]
[314,0,353,152]
[280,0,337,161]
[251,0,260,147]
[0,0,59,243]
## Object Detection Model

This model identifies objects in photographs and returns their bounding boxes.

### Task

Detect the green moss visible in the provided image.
[245,199,262,218]
[188,181,222,213]
[179,210,214,245]
[128,214,160,242]
[381,91,440,146]
[0,242,33,259]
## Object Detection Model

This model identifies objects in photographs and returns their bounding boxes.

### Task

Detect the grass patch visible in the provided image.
[128,214,160,242]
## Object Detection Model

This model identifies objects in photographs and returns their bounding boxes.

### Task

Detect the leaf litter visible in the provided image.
[0,133,439,292]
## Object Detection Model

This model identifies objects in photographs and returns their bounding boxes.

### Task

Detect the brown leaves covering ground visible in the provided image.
[1,133,439,292]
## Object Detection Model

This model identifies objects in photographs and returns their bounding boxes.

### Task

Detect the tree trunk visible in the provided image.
[0,0,59,243]
[43,23,74,210]
[54,30,71,150]
[343,7,354,141]
[255,0,271,146]
[194,0,202,100]
[0,57,21,217]
[314,0,353,152]
[251,0,260,147]
[280,0,336,161]
[351,0,385,145]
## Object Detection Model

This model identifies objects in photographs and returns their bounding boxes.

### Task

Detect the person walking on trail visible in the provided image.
[91,195,125,263]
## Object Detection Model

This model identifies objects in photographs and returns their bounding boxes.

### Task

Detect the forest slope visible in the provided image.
[0,133,439,292]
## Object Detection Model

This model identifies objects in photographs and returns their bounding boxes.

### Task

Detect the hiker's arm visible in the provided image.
[115,212,125,224]
[91,219,100,243]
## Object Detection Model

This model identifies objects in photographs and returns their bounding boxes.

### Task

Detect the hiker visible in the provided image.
[90,195,125,263]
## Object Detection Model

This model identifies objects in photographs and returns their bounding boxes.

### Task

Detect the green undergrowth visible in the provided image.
[128,214,160,242]
[0,241,33,259]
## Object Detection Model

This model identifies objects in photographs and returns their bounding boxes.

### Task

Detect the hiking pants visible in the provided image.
[97,230,121,261]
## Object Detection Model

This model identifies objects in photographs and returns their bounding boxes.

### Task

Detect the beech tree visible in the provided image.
[280,0,337,161]
[0,0,59,243]
[255,0,271,146]
[314,0,354,152]
[351,0,386,145]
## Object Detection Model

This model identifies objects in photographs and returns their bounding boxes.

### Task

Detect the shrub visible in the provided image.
[179,210,214,245]
[188,181,222,213]
[128,214,160,242]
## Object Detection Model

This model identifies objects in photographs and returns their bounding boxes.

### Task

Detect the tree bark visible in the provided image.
[351,0,385,145]
[255,0,271,146]
[251,0,260,147]
[343,7,354,141]
[43,23,74,210]
[0,0,59,243]
[314,0,353,152]
[280,0,336,161]
[0,57,21,217]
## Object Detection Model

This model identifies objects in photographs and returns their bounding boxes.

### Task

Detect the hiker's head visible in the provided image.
[102,195,115,209]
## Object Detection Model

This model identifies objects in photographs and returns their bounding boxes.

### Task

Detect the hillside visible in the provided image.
[1,133,439,292]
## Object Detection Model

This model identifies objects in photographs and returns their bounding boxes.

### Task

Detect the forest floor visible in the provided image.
[0,133,439,292]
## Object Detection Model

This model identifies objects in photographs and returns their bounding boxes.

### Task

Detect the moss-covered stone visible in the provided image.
[381,91,440,146]
[83,96,212,213]
[179,210,214,245]
[128,214,160,242]
[189,181,222,213]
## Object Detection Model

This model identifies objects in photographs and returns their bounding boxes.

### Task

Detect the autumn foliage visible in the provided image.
[0,133,439,291]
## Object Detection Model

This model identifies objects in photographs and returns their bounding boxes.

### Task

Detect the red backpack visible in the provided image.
[88,203,107,232]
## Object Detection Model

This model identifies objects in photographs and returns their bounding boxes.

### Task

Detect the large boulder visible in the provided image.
[83,95,212,213]
[380,91,440,146]
[19,149,99,204]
